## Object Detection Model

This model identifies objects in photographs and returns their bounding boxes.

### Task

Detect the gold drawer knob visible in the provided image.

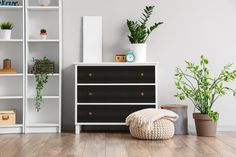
[140,73,144,77]
[88,92,93,96]
[140,92,145,96]
[2,115,9,120]
[88,112,93,116]
[88,73,93,77]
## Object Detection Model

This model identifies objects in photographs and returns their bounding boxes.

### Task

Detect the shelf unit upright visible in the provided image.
[0,0,25,134]
[25,0,62,133]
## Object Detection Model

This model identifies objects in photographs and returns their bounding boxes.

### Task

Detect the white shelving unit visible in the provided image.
[0,0,62,134]
[0,0,25,134]
[25,0,62,133]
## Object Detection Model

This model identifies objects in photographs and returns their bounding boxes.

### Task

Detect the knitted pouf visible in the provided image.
[129,119,175,140]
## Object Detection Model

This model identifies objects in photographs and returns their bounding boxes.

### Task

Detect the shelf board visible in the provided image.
[27,6,59,11]
[0,6,23,10]
[0,39,23,42]
[28,96,60,99]
[0,73,23,77]
[27,123,59,127]
[28,39,59,43]
[0,96,23,99]
[0,124,23,128]
[27,73,60,76]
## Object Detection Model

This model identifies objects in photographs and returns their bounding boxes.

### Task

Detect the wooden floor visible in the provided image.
[0,132,236,157]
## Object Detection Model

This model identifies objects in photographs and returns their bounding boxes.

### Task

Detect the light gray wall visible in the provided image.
[62,0,236,131]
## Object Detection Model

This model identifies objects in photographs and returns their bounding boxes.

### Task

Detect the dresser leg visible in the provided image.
[75,125,81,134]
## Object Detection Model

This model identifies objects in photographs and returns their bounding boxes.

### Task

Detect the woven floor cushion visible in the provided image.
[129,119,175,140]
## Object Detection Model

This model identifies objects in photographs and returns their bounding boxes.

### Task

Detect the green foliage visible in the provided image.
[0,21,13,30]
[127,6,163,43]
[40,29,47,34]
[32,57,54,112]
[175,55,236,121]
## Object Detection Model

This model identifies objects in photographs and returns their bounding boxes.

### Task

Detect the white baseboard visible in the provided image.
[189,125,236,132]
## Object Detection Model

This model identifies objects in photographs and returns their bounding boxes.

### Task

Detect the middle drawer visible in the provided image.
[77,85,155,103]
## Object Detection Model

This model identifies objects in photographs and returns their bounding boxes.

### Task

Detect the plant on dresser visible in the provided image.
[0,21,13,40]
[175,55,236,137]
[32,57,54,112]
[127,6,163,62]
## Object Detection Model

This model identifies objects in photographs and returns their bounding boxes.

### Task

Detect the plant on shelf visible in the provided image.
[40,29,47,40]
[0,21,13,40]
[175,55,236,136]
[126,6,163,63]
[32,56,54,112]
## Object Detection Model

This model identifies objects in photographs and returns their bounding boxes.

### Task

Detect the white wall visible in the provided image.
[62,0,236,131]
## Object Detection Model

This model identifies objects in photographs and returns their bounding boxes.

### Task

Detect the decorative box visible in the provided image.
[0,110,16,125]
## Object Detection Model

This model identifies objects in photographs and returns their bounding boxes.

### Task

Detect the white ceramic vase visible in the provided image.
[129,43,147,63]
[40,34,47,40]
[38,0,51,6]
[0,30,12,40]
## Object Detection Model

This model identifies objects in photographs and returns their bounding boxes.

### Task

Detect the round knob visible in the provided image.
[88,92,93,96]
[140,73,144,77]
[140,92,145,96]
[88,112,93,116]
[88,73,93,77]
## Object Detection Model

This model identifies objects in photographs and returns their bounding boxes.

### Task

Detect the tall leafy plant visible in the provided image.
[127,6,163,43]
[32,57,54,112]
[175,55,236,121]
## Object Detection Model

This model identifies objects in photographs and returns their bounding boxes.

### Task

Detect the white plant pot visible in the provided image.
[40,34,47,40]
[129,43,147,63]
[0,30,12,40]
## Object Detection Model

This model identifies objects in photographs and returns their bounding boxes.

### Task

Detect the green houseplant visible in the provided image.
[127,6,163,62]
[175,55,236,136]
[0,21,13,40]
[32,57,54,112]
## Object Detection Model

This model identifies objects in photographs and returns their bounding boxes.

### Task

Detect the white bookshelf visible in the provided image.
[25,0,62,133]
[0,0,61,134]
[0,0,25,134]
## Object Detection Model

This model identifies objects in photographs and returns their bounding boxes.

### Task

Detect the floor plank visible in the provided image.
[0,132,235,157]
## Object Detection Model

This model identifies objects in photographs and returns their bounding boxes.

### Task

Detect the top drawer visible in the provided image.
[77,66,155,83]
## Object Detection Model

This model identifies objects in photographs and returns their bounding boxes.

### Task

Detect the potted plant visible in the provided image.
[127,6,163,63]
[175,55,236,136]
[0,21,13,40]
[40,29,47,40]
[32,56,54,112]
[38,0,51,6]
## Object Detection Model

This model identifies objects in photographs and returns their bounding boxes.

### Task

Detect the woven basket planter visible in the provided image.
[129,119,175,140]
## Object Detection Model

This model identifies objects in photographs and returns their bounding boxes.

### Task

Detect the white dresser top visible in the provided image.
[73,62,159,66]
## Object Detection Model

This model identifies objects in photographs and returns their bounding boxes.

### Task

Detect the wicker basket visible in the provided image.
[129,119,175,140]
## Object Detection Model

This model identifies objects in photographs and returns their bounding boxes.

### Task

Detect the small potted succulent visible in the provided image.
[40,29,47,40]
[127,6,163,63]
[175,55,236,137]
[0,21,13,40]
[38,0,51,6]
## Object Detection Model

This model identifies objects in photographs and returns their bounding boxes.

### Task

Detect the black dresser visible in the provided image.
[74,63,158,134]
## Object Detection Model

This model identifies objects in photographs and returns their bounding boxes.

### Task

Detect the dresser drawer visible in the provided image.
[77,105,155,122]
[77,66,155,83]
[77,85,155,103]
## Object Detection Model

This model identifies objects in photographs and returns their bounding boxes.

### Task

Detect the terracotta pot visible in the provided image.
[193,113,218,137]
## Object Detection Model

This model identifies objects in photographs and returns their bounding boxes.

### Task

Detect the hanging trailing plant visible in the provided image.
[32,57,54,112]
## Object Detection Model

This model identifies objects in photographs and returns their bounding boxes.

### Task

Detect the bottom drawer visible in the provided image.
[77,105,155,122]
